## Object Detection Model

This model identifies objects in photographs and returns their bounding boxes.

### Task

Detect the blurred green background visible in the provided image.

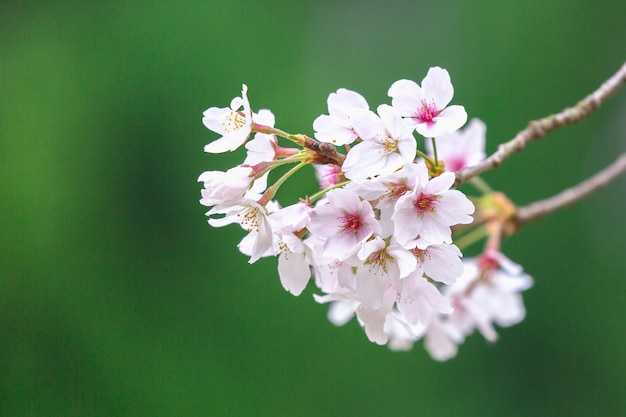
[1,1,625,416]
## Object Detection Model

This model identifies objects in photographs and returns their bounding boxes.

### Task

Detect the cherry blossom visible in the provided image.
[313,88,370,145]
[203,84,256,153]
[355,286,397,345]
[307,188,381,261]
[342,104,417,181]
[409,242,464,285]
[423,316,464,361]
[276,233,310,296]
[425,118,486,172]
[270,203,313,296]
[207,199,273,264]
[384,311,426,351]
[392,164,474,245]
[314,164,344,189]
[198,72,540,360]
[422,256,533,360]
[243,109,278,165]
[354,236,416,309]
[388,67,467,138]
[347,163,421,237]
[198,165,256,207]
[396,273,453,325]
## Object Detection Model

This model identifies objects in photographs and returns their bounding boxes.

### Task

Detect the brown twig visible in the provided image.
[455,61,626,186]
[302,135,346,166]
[514,153,626,226]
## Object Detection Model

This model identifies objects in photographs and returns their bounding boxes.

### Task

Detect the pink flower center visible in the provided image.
[411,247,430,263]
[451,296,467,314]
[317,164,344,189]
[415,100,438,125]
[385,180,410,202]
[414,193,439,213]
[340,213,363,234]
[445,156,466,172]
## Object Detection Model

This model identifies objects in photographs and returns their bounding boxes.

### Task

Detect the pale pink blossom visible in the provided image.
[384,311,426,351]
[469,256,533,331]
[392,165,474,245]
[388,67,467,138]
[307,189,381,261]
[243,109,278,165]
[203,84,254,153]
[207,199,273,263]
[270,203,313,296]
[306,235,351,295]
[409,242,464,285]
[396,273,453,325]
[277,233,311,296]
[314,164,344,189]
[313,88,370,145]
[347,163,422,237]
[198,165,257,207]
[342,105,417,181]
[425,118,486,172]
[354,236,416,309]
[320,297,358,326]
[309,243,360,326]
[423,315,464,361]
[355,284,397,345]
[197,78,536,360]
[422,256,533,360]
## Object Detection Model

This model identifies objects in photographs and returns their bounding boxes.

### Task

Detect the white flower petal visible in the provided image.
[278,250,311,296]
[388,79,423,116]
[421,66,454,109]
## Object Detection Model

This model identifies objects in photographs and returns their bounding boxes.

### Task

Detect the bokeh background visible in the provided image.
[2,1,626,416]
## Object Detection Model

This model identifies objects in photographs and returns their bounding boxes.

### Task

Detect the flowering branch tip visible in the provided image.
[198,63,625,361]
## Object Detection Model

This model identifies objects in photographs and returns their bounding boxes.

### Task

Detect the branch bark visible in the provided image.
[514,153,626,226]
[455,61,626,186]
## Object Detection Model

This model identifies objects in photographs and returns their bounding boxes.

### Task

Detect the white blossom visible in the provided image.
[307,188,381,261]
[392,165,474,245]
[207,199,273,264]
[389,67,467,138]
[425,118,486,172]
[342,105,417,181]
[203,84,254,153]
[198,75,536,360]
[313,88,370,146]
[198,165,256,207]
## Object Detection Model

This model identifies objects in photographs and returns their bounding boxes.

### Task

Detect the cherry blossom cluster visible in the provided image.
[198,67,533,360]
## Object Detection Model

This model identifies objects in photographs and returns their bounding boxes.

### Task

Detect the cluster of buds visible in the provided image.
[199,67,533,360]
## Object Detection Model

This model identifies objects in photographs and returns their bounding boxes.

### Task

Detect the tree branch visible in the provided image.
[302,136,346,166]
[514,153,626,226]
[455,61,626,186]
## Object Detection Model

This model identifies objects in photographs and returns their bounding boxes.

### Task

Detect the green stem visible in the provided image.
[253,124,305,146]
[468,176,494,195]
[253,151,307,178]
[308,180,350,203]
[258,162,307,206]
[453,223,490,251]
[430,137,439,166]
[416,149,435,167]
